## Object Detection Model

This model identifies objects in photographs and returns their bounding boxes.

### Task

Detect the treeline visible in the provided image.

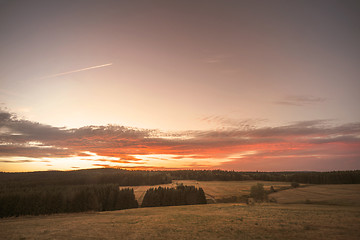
[165,170,360,184]
[0,168,169,218]
[0,184,138,218]
[141,185,207,207]
[167,170,251,181]
[248,170,360,184]
[2,169,358,188]
[0,168,171,188]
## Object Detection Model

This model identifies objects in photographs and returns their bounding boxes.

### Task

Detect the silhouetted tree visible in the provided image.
[250,183,266,202]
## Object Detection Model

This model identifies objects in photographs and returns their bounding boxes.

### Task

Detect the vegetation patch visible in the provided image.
[0,185,138,218]
[250,183,267,202]
[141,184,207,207]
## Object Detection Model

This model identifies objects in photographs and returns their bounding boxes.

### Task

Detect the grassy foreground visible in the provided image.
[1,203,359,240]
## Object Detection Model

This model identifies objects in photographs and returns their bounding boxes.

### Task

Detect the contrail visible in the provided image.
[40,63,113,79]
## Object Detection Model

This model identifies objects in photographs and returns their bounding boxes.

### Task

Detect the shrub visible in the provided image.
[250,183,267,202]
[269,197,277,203]
[246,198,255,205]
[291,182,300,188]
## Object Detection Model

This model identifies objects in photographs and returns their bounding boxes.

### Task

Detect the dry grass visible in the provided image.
[123,181,360,206]
[1,203,359,240]
[269,184,360,206]
[121,180,293,204]
[190,180,291,202]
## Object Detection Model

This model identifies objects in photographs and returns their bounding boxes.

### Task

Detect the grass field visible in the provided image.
[1,203,359,240]
[269,184,360,206]
[2,183,360,239]
[121,180,294,204]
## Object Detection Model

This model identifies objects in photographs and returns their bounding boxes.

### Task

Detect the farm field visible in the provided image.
[269,184,360,206]
[1,203,359,240]
[121,180,294,204]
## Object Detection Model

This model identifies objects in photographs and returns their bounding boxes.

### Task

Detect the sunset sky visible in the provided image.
[1,0,359,172]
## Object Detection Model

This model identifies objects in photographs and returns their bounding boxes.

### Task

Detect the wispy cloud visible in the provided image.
[1,109,359,171]
[275,95,326,106]
[200,115,267,130]
[0,159,36,163]
[40,63,113,79]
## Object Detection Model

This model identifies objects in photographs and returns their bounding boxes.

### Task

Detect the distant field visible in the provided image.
[269,184,360,206]
[1,203,359,240]
[189,180,293,202]
[120,180,294,204]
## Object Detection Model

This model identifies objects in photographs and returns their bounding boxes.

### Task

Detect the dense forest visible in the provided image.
[0,168,171,188]
[0,169,170,217]
[0,185,138,218]
[141,185,207,207]
[1,169,359,187]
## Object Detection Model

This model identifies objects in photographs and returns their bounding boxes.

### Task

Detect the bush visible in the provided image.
[291,182,300,188]
[269,197,277,203]
[250,183,267,202]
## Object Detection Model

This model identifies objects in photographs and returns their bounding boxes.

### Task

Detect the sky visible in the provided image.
[0,0,359,172]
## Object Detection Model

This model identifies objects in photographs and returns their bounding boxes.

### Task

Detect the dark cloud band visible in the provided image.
[1,109,359,170]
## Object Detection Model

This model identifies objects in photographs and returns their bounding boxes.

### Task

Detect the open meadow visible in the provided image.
[1,203,359,240]
[121,180,294,204]
[269,184,360,206]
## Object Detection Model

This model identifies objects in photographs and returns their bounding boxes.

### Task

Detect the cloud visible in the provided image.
[0,159,36,163]
[0,158,50,163]
[200,115,266,130]
[275,95,326,106]
[1,108,359,171]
